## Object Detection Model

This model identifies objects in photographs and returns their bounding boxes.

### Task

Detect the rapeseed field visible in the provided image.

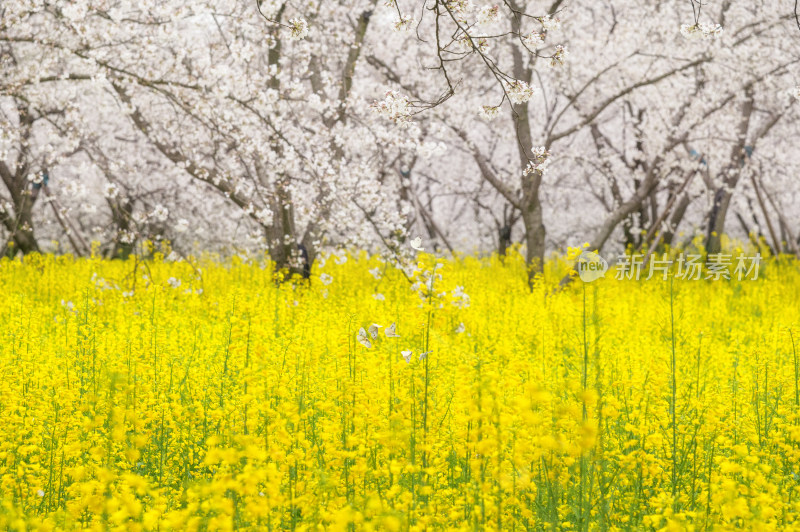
[1,248,799,530]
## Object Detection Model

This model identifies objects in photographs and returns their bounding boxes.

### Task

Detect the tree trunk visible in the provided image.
[264,177,301,277]
[522,197,545,285]
[109,198,134,260]
[509,0,545,283]
[0,101,40,257]
[661,193,691,247]
[705,86,754,255]
[705,187,733,255]
[1,192,39,257]
[498,224,512,257]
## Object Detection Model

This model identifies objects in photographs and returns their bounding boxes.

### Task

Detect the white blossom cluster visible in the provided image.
[371,90,412,125]
[288,18,309,40]
[505,80,539,104]
[523,147,551,177]
[680,22,723,40]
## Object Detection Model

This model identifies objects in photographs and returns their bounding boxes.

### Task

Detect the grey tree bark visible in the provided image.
[0,101,40,257]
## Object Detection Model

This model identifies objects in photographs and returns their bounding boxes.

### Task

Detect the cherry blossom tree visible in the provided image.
[2,0,800,283]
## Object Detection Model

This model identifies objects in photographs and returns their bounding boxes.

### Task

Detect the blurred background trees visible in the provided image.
[1,0,799,277]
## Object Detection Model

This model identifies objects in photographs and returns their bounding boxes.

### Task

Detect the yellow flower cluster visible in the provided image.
[1,250,799,530]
